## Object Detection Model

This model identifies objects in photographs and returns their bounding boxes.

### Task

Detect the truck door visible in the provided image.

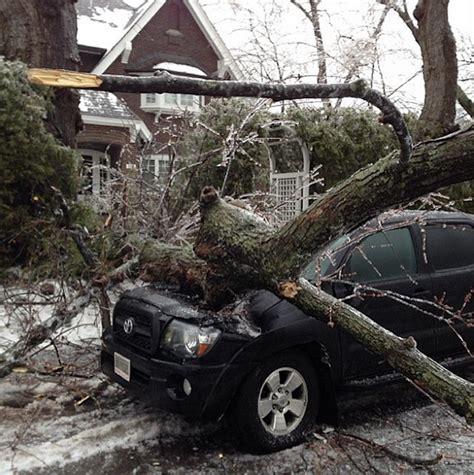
[337,226,436,378]
[422,222,474,360]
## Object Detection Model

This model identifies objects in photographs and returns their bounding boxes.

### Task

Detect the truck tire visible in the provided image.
[231,349,320,453]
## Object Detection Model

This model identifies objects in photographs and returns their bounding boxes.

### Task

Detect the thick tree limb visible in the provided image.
[293,279,474,423]
[28,68,412,162]
[194,126,474,421]
[381,0,459,135]
[399,6,473,121]
[196,126,474,282]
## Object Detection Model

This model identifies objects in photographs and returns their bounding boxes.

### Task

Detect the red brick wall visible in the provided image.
[79,0,221,172]
[105,0,219,133]
[78,124,130,146]
[77,123,141,169]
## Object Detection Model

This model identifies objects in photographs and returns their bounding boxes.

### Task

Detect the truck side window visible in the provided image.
[302,235,350,282]
[348,228,417,283]
[425,224,474,271]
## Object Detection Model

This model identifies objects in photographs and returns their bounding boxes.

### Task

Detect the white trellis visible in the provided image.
[269,134,311,222]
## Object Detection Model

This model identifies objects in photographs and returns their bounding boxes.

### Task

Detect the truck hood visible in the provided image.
[120,286,211,321]
[118,286,261,338]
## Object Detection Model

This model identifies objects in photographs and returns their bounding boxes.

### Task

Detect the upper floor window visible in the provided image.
[141,92,202,114]
[145,93,156,105]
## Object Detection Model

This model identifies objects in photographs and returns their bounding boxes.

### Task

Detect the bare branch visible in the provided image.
[457,85,474,119]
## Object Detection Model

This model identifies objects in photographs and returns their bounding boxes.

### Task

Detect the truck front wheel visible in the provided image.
[231,349,320,453]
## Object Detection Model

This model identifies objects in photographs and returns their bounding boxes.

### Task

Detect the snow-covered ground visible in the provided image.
[1,367,473,474]
[1,282,473,474]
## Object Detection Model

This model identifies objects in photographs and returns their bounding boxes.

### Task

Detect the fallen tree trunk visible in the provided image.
[195,126,474,283]
[190,128,474,422]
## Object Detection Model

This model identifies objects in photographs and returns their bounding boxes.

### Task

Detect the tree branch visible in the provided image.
[292,279,474,422]
[457,85,474,118]
[377,0,420,40]
[28,68,413,162]
[289,0,313,23]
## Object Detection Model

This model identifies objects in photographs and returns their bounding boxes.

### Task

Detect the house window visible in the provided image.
[140,92,202,113]
[164,93,178,105]
[145,93,157,105]
[143,154,170,184]
[180,94,194,107]
[78,149,110,195]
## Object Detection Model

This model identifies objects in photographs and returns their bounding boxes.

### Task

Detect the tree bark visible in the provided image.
[379,0,459,137]
[193,126,474,283]
[0,0,81,147]
[413,0,458,135]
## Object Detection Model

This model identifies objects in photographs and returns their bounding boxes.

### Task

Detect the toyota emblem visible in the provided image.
[123,317,135,335]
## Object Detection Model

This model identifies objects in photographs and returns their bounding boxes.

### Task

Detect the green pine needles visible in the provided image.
[0,58,79,267]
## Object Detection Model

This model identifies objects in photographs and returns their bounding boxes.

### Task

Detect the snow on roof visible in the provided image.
[76,0,153,50]
[153,62,208,77]
[79,90,136,119]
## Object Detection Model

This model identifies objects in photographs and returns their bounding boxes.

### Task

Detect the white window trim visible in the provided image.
[140,92,202,114]
[143,154,170,182]
[79,149,110,195]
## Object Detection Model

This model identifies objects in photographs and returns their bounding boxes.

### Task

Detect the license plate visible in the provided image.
[114,352,131,382]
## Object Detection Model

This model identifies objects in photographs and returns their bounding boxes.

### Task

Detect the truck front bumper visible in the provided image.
[101,331,253,421]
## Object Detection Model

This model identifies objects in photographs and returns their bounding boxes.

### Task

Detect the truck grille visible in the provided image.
[113,306,157,354]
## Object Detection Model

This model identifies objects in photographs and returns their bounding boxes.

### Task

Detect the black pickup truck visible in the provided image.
[101,211,474,453]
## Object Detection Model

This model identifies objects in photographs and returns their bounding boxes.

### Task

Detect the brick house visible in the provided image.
[76,0,242,194]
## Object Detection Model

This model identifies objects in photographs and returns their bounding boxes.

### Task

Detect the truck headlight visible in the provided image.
[161,320,221,359]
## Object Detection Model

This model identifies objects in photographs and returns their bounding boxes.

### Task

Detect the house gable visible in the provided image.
[90,0,242,79]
